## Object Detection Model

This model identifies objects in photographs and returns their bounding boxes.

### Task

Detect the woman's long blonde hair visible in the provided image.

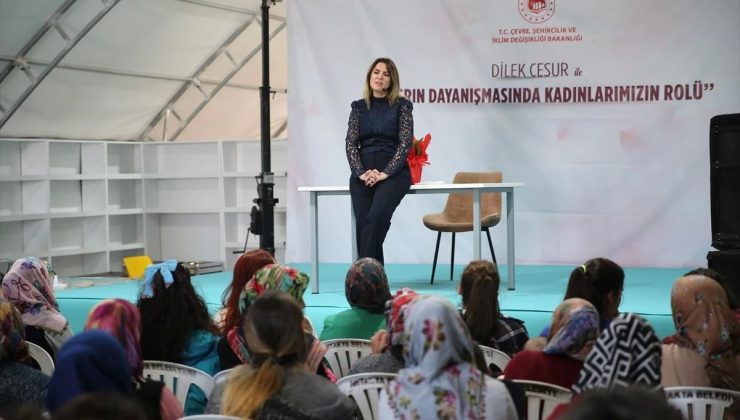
[363,57,401,108]
[221,291,307,418]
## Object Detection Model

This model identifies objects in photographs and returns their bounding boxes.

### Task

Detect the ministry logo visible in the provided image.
[518,0,555,23]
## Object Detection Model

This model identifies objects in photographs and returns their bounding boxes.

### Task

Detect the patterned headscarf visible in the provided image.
[386,296,488,419]
[385,288,419,349]
[239,264,309,312]
[85,299,143,377]
[543,298,600,360]
[345,258,392,314]
[1,257,68,333]
[573,313,662,394]
[0,296,30,363]
[229,264,309,363]
[670,275,740,389]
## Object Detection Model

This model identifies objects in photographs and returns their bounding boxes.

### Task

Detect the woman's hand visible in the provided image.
[304,339,328,373]
[370,329,389,354]
[366,170,388,187]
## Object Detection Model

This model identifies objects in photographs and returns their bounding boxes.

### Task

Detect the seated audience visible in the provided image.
[319,257,391,340]
[503,298,599,389]
[1,257,72,358]
[85,299,182,420]
[137,260,220,415]
[0,296,49,410]
[222,291,356,419]
[549,313,662,419]
[459,260,528,356]
[347,288,419,375]
[216,249,276,332]
[661,274,740,390]
[378,296,518,419]
[46,330,134,414]
[208,264,332,414]
[53,393,147,420]
[539,257,624,339]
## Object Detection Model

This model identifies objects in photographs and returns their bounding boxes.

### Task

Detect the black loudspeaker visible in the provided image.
[707,250,740,306]
[710,113,740,250]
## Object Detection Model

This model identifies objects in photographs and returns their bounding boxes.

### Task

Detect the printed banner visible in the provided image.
[286,0,740,267]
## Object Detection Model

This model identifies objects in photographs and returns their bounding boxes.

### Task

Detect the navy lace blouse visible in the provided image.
[345,96,414,178]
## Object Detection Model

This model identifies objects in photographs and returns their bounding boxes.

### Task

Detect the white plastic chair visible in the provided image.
[664,386,740,420]
[322,338,372,379]
[178,416,241,420]
[212,368,236,388]
[27,342,54,375]
[336,373,397,420]
[478,344,511,373]
[512,379,572,420]
[142,360,214,408]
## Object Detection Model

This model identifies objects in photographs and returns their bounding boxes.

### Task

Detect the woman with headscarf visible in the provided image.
[0,296,49,410]
[1,257,72,358]
[548,312,663,420]
[348,287,418,375]
[206,264,332,414]
[502,298,599,389]
[222,291,357,419]
[85,299,182,420]
[216,249,276,333]
[378,296,518,420]
[45,330,135,414]
[661,274,740,390]
[319,257,392,340]
[136,260,220,415]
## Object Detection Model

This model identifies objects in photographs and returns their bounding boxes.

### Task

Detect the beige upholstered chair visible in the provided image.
[422,171,502,284]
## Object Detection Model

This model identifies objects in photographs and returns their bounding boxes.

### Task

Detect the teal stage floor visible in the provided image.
[55,263,686,339]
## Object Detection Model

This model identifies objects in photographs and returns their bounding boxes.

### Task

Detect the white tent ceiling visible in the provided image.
[0,0,287,141]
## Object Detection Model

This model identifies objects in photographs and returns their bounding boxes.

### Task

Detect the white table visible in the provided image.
[298,182,524,293]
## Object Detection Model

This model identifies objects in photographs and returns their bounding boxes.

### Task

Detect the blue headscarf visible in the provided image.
[46,330,133,413]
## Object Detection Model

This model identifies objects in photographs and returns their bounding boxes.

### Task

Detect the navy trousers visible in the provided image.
[349,153,411,264]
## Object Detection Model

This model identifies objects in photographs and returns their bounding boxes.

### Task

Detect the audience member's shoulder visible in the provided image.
[499,314,526,327]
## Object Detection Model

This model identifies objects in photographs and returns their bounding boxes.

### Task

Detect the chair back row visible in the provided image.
[142,360,214,409]
[27,342,55,375]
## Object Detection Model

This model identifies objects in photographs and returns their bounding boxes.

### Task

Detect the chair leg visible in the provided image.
[450,232,456,281]
[430,231,442,284]
[485,228,497,264]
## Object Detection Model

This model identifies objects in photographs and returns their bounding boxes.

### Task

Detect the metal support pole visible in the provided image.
[257,0,276,255]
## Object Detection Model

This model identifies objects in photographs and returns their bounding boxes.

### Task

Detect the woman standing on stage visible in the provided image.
[346,57,413,264]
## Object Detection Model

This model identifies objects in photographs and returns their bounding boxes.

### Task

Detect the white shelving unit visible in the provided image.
[0,139,288,276]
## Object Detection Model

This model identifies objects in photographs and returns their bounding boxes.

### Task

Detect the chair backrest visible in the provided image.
[512,379,572,420]
[322,338,372,379]
[142,360,214,408]
[478,344,511,373]
[178,416,242,420]
[26,341,54,375]
[664,386,740,420]
[336,373,398,420]
[213,367,236,388]
[442,172,503,226]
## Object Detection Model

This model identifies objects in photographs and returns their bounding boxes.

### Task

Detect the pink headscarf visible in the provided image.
[1,257,67,333]
[85,299,144,377]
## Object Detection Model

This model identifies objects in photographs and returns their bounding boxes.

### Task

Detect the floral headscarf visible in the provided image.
[573,313,662,394]
[229,264,309,364]
[0,296,30,363]
[239,264,309,312]
[386,296,488,419]
[543,298,600,360]
[385,287,419,349]
[670,275,740,389]
[85,299,143,378]
[1,257,67,333]
[345,258,392,314]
